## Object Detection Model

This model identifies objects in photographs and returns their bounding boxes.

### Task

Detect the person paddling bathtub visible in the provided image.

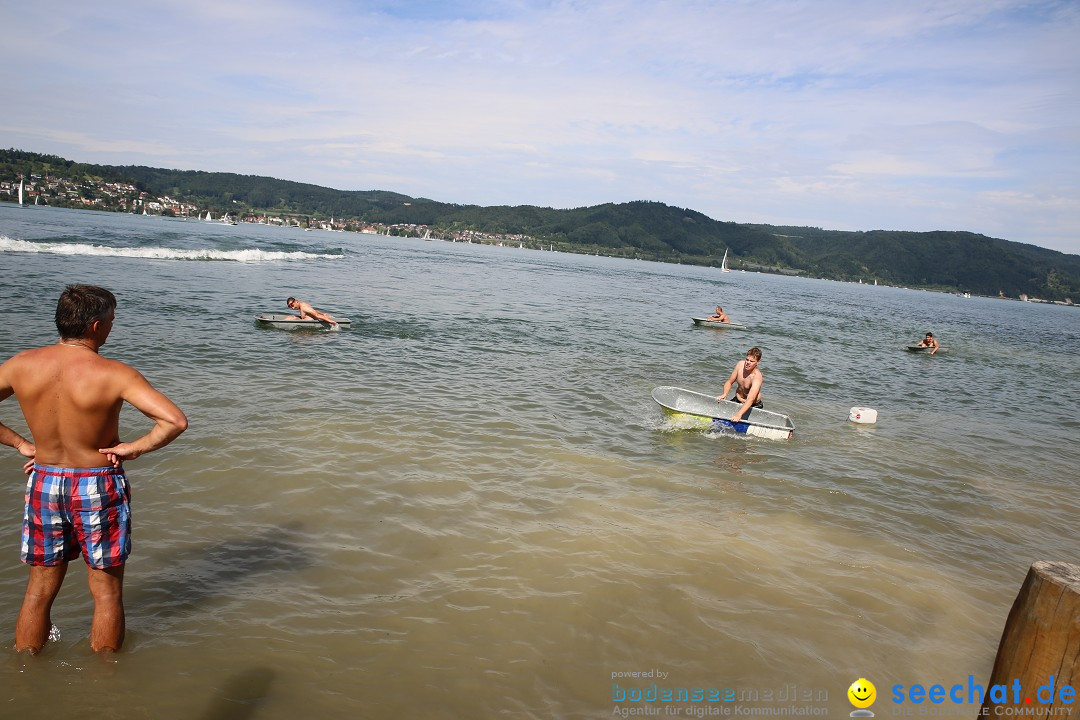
[717,346,764,423]
[285,297,338,327]
[707,306,731,323]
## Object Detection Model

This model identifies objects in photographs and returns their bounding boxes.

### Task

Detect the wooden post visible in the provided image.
[981,561,1080,718]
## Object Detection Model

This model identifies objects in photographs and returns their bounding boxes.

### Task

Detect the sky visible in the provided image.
[4,0,1079,254]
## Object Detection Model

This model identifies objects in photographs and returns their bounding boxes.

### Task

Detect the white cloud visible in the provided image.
[2,0,1078,253]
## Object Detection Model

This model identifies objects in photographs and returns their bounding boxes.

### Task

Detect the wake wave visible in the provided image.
[0,236,343,262]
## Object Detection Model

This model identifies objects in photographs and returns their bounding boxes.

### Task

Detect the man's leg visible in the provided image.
[15,563,68,653]
[87,564,125,652]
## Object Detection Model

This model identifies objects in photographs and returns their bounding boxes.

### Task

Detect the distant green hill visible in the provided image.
[3,148,1077,301]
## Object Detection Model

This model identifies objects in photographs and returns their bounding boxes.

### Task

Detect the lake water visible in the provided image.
[1,204,1078,718]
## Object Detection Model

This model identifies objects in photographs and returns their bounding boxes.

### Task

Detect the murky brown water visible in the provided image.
[1,206,1077,718]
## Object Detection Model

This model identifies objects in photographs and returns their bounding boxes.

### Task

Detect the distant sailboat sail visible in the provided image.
[18,177,24,206]
[721,248,731,272]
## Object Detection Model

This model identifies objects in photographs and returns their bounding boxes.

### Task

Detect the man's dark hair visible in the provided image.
[55,285,117,339]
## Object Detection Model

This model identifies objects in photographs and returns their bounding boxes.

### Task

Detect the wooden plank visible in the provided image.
[981,561,1080,717]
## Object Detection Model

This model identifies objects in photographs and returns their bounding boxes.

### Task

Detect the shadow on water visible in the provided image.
[198,666,276,720]
[130,522,310,617]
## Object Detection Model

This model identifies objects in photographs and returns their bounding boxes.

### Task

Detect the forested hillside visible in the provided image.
[3,148,1077,300]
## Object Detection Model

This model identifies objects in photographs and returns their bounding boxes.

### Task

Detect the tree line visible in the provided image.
[3,148,1077,300]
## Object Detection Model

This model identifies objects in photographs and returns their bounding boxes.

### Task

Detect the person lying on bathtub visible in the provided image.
[285,297,338,327]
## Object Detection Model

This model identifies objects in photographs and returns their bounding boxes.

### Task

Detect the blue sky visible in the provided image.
[4,0,1078,254]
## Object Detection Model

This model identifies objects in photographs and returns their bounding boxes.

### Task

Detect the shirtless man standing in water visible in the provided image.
[0,285,187,653]
[717,346,764,423]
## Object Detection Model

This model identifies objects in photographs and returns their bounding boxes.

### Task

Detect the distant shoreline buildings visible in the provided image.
[0,172,536,247]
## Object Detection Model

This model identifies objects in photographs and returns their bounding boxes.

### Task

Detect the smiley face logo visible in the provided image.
[848,678,876,709]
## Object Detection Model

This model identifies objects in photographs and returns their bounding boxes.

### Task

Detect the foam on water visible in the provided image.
[0,235,343,262]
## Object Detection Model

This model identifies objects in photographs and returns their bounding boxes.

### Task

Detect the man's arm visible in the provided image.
[717,365,739,403]
[732,375,762,423]
[98,369,188,465]
[0,419,35,459]
[0,370,37,465]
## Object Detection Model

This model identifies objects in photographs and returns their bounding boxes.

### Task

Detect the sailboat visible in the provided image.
[721,248,731,272]
[18,177,24,206]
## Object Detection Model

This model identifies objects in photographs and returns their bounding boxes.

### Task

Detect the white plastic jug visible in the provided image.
[848,407,878,424]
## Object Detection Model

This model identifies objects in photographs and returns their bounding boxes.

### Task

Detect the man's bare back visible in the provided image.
[2,344,171,468]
